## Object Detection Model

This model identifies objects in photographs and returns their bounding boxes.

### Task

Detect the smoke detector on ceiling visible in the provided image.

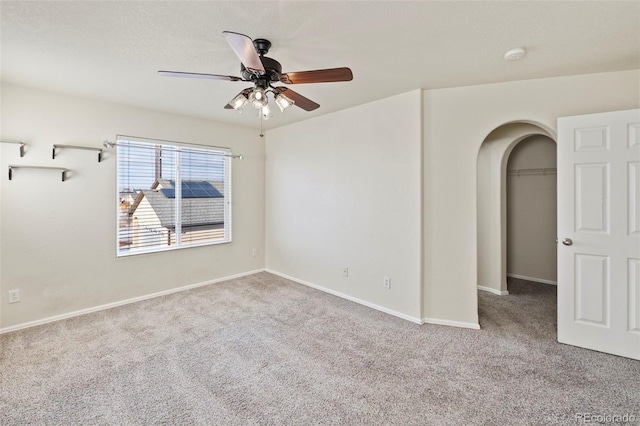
[504,47,526,61]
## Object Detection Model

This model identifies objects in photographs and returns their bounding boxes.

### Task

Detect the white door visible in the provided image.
[557,109,640,360]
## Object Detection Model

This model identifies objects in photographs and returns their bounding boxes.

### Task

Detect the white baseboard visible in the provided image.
[422,317,481,330]
[0,268,266,335]
[477,285,509,296]
[2,267,483,334]
[507,273,557,286]
[265,269,423,325]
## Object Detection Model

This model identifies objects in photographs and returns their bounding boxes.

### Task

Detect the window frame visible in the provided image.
[115,135,232,257]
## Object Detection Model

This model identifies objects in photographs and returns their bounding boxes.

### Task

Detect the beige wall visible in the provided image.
[423,70,640,327]
[507,135,557,284]
[2,70,638,331]
[265,90,423,321]
[0,83,265,329]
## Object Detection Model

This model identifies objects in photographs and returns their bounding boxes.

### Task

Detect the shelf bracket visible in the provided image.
[52,144,103,162]
[1,140,26,157]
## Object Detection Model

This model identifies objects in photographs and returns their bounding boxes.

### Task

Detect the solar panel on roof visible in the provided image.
[160,189,176,198]
[160,181,223,199]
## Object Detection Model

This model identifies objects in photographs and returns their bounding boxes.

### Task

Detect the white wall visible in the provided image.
[3,70,637,331]
[0,83,265,329]
[265,90,423,321]
[507,135,557,284]
[423,70,640,327]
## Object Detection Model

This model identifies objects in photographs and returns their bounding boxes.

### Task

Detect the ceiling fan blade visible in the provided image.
[158,70,243,81]
[275,87,320,111]
[280,67,353,84]
[222,31,265,75]
[224,88,252,109]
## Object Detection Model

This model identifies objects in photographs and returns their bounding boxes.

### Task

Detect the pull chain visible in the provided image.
[259,114,264,138]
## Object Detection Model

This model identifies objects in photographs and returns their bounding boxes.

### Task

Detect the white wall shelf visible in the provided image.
[8,165,69,182]
[52,144,103,162]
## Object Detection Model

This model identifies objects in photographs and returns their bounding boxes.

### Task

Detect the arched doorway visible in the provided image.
[476,122,556,297]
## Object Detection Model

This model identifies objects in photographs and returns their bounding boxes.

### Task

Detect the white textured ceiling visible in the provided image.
[1,1,639,130]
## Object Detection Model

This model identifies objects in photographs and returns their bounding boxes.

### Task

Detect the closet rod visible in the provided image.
[0,140,26,157]
[508,167,556,176]
[53,144,103,162]
[103,139,243,160]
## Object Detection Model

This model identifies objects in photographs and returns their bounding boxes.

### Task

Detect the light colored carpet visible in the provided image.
[1,273,638,425]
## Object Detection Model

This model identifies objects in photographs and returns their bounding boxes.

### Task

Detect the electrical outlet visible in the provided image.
[252,248,257,257]
[383,277,391,289]
[343,267,349,278]
[8,289,20,303]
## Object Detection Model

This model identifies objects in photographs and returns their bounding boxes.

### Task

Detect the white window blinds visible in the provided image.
[116,136,231,256]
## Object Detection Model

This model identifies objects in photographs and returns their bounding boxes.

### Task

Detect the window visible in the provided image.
[116,136,231,256]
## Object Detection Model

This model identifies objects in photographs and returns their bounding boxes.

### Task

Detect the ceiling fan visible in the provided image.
[159,31,353,119]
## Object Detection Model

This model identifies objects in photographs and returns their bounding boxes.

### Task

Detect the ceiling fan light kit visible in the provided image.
[275,92,295,112]
[249,87,268,109]
[159,31,353,123]
[260,104,272,120]
[229,92,249,112]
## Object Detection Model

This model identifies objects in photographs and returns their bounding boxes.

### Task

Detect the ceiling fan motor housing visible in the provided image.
[241,56,282,82]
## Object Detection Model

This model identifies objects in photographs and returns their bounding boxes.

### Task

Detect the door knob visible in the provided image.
[562,238,573,246]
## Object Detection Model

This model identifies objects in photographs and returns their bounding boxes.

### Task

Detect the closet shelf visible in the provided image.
[507,167,557,176]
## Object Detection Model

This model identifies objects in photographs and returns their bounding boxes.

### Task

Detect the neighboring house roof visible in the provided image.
[130,179,225,228]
